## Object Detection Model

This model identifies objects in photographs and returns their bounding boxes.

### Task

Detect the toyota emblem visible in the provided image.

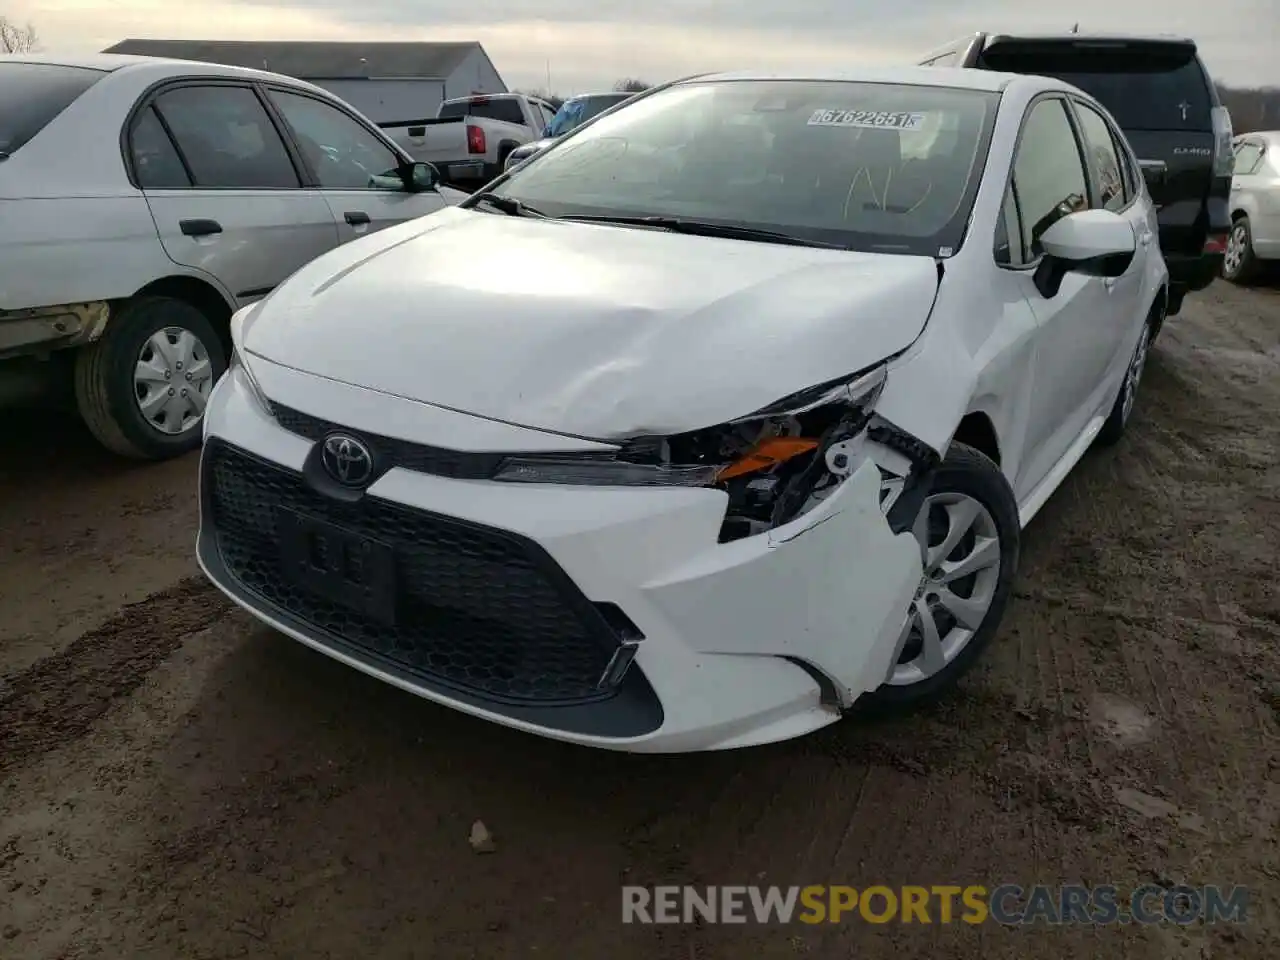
[320,433,374,487]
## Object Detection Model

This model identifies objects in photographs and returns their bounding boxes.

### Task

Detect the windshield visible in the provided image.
[493,79,998,255]
[0,62,106,157]
[544,94,632,138]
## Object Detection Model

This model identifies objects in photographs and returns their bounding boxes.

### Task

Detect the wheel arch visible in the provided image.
[950,410,1001,467]
[126,275,236,355]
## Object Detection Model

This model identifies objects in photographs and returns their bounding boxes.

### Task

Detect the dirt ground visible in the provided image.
[2,279,1279,960]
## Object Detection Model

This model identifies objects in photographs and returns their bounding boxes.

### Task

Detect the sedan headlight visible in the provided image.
[494,365,888,540]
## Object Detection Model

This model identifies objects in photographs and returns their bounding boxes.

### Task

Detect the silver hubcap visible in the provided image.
[133,326,214,435]
[1121,325,1150,424]
[1224,223,1247,275]
[888,493,1002,686]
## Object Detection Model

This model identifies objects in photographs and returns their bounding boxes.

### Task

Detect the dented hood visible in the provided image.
[244,206,940,439]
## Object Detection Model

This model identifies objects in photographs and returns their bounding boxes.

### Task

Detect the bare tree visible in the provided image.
[1216,84,1280,134]
[613,78,651,93]
[0,16,38,53]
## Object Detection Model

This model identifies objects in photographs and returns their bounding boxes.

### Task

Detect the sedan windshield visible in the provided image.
[492,79,999,255]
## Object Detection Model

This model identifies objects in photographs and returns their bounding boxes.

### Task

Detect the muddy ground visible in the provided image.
[1,280,1279,959]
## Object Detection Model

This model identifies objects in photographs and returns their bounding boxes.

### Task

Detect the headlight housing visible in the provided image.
[494,365,888,540]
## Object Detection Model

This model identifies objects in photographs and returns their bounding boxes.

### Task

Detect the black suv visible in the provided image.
[919,33,1234,317]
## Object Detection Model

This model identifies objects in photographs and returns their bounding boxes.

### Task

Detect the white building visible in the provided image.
[103,39,507,125]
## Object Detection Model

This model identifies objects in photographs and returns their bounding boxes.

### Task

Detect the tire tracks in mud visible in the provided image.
[0,577,232,777]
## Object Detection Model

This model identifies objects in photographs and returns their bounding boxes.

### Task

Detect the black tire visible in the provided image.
[1223,216,1263,285]
[858,442,1020,713]
[1095,312,1154,448]
[74,296,227,460]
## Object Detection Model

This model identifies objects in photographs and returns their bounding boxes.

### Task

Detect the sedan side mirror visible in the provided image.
[400,160,440,193]
[1033,209,1136,299]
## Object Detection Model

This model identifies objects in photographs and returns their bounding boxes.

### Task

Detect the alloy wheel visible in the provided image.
[133,326,215,435]
[1121,325,1151,425]
[887,492,1003,686]
[1224,223,1247,277]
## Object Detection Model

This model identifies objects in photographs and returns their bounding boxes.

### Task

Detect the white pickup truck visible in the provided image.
[380,93,557,190]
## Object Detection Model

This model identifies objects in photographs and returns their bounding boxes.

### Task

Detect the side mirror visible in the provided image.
[399,160,440,193]
[1033,209,1137,299]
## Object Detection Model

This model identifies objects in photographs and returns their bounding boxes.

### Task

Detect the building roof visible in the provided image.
[101,39,484,80]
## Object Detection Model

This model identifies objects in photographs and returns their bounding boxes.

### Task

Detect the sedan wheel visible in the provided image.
[74,295,228,460]
[887,492,1002,687]
[134,326,216,436]
[1223,217,1261,284]
[860,442,1019,712]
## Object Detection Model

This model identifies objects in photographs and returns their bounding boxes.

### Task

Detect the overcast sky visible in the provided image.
[9,0,1278,91]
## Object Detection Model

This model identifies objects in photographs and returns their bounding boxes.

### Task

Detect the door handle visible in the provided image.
[344,211,371,226]
[179,218,222,237]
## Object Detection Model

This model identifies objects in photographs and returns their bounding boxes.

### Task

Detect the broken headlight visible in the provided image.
[493,365,888,541]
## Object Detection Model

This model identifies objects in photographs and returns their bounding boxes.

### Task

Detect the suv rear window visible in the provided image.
[0,62,106,157]
[978,41,1212,132]
[438,98,525,125]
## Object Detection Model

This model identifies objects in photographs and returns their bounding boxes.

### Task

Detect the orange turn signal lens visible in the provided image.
[716,437,820,481]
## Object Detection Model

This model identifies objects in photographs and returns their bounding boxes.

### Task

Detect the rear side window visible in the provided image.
[153,85,299,189]
[438,98,525,125]
[129,107,191,188]
[978,44,1212,132]
[0,62,105,157]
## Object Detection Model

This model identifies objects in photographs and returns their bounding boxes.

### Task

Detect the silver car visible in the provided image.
[0,53,465,459]
[1224,131,1280,284]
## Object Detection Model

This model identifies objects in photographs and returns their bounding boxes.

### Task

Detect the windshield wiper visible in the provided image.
[559,215,848,249]
[469,194,550,218]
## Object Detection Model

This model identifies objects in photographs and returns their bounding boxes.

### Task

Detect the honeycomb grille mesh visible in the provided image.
[205,441,619,704]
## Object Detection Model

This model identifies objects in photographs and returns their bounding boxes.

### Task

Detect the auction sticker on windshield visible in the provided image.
[807,109,927,130]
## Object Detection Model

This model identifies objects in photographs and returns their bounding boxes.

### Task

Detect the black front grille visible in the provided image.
[270,403,505,480]
[204,440,623,705]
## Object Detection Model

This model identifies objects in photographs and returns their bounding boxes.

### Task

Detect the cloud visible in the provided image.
[9,0,1277,91]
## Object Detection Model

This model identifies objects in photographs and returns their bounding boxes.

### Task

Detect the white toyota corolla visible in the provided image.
[198,66,1167,752]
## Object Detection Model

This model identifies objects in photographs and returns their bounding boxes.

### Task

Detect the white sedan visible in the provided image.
[198,66,1167,753]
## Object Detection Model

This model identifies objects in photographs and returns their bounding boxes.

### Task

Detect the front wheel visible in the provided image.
[74,296,227,460]
[860,443,1020,712]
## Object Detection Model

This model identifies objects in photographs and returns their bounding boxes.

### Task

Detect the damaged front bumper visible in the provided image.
[196,366,927,753]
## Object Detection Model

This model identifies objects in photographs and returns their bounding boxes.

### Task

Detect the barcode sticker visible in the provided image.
[807,109,929,130]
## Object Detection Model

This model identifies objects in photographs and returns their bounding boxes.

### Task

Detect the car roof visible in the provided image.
[1,51,324,85]
[687,65,1023,93]
[1238,130,1280,145]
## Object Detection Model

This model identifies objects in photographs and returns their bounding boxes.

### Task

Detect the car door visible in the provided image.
[994,96,1116,502]
[263,86,452,241]
[129,82,339,305]
[1067,98,1152,384]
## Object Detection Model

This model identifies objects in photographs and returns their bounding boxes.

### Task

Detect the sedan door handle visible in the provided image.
[344,211,371,226]
[179,218,222,237]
